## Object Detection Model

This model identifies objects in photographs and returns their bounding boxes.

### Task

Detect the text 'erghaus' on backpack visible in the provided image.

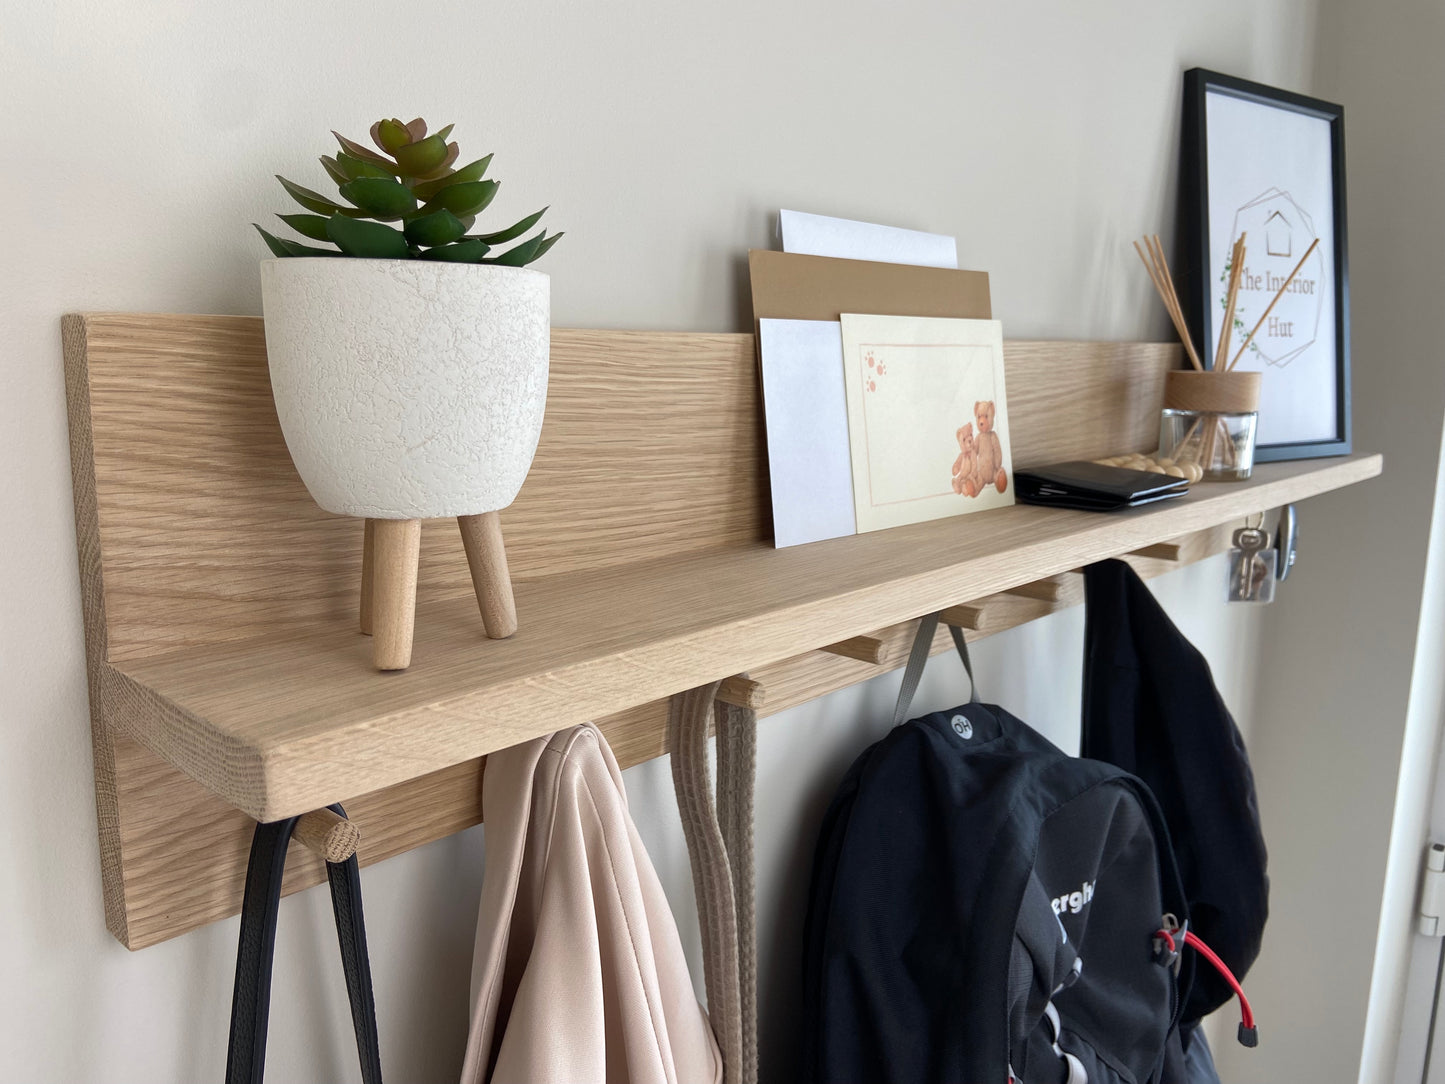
[802,613,1200,1084]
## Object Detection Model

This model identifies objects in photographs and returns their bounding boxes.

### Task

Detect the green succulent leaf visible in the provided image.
[412,154,493,200]
[332,131,399,174]
[472,207,547,245]
[393,133,452,178]
[374,117,412,153]
[421,238,490,262]
[403,208,467,247]
[267,120,558,263]
[529,231,564,262]
[419,179,499,218]
[417,142,460,180]
[336,151,394,181]
[320,155,350,186]
[277,213,333,241]
[325,214,410,258]
[487,230,549,266]
[254,224,340,257]
[488,230,563,267]
[338,177,419,219]
[276,175,349,215]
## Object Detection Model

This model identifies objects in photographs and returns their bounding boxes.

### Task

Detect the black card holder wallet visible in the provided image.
[1015,461,1190,512]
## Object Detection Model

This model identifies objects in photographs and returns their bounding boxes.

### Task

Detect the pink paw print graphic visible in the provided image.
[864,351,885,392]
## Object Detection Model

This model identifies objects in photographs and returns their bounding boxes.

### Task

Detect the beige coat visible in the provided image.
[461,724,722,1084]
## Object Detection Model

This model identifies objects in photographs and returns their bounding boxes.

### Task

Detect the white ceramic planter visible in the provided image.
[260,258,549,519]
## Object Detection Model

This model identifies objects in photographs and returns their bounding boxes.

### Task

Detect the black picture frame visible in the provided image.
[1180,68,1351,461]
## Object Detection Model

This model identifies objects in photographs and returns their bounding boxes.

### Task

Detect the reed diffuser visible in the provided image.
[1135,232,1319,481]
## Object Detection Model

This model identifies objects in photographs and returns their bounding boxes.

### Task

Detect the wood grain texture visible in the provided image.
[104,524,1238,949]
[61,312,1381,948]
[293,807,361,863]
[110,453,1380,823]
[821,636,888,665]
[1006,578,1068,602]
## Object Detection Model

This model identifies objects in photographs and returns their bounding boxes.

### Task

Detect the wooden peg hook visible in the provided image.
[293,808,361,863]
[717,675,766,710]
[821,635,888,665]
[1006,579,1067,603]
[1130,542,1183,561]
[939,604,986,632]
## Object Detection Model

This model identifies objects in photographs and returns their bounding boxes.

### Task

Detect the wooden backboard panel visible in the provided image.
[65,313,1180,946]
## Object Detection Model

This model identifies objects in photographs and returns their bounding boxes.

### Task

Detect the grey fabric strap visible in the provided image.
[669,681,758,1084]
[892,612,980,727]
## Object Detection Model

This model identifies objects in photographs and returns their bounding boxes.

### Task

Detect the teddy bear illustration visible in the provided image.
[951,424,976,495]
[971,400,1008,495]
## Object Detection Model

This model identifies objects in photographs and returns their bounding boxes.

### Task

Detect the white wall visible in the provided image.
[0,2,1328,1081]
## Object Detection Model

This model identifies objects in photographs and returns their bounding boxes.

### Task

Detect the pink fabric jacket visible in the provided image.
[460,724,722,1084]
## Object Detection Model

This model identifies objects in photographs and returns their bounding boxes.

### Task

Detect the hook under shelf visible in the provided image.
[293,808,361,863]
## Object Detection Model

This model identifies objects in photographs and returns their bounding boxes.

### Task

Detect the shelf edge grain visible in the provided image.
[112,453,1380,821]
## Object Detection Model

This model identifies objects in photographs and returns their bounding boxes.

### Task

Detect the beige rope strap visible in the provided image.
[716,695,757,1083]
[669,680,758,1084]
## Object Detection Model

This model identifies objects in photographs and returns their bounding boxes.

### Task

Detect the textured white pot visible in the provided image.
[260,258,549,519]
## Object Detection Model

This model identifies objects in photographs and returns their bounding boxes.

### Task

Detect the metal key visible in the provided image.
[1233,526,1268,599]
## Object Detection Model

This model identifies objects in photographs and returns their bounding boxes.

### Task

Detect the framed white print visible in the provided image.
[1181,68,1350,460]
[837,315,1012,534]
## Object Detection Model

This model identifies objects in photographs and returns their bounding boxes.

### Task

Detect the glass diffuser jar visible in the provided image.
[1156,370,1262,482]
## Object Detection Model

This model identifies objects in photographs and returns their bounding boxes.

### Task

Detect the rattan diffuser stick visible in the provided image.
[1134,236,1204,371]
[1227,237,1321,370]
[1214,234,1247,371]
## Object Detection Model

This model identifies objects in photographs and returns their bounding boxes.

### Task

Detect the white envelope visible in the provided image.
[758,318,857,548]
[778,209,958,269]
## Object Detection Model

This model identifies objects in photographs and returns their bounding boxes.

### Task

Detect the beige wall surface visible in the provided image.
[0,2,1372,1082]
[1227,4,1445,1083]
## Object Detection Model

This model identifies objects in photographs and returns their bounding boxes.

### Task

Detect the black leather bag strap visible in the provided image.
[225,804,382,1084]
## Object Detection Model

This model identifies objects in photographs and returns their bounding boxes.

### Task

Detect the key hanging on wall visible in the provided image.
[1228,514,1276,603]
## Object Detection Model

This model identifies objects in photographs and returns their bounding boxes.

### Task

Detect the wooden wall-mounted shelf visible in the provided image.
[64,313,1381,948]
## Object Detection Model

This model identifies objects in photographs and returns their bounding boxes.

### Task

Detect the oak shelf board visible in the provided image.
[109,452,1380,821]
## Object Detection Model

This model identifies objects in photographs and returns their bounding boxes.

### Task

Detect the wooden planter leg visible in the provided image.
[359,518,375,635]
[458,511,518,639]
[371,518,421,670]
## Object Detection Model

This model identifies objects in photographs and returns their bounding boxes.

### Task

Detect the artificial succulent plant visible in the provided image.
[255,118,561,266]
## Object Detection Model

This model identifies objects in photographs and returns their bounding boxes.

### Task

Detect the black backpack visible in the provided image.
[1082,559,1270,1035]
[801,614,1196,1084]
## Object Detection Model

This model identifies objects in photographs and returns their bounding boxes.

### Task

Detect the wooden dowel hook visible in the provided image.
[821,635,888,665]
[717,675,766,710]
[1006,579,1066,603]
[940,604,986,632]
[1130,542,1183,562]
[293,808,361,863]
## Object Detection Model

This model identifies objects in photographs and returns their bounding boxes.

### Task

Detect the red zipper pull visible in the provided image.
[1155,924,1257,1047]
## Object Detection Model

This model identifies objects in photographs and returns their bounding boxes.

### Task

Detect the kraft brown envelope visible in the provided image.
[747,249,992,326]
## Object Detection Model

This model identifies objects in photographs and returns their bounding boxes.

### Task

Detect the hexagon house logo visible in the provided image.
[1228,188,1325,368]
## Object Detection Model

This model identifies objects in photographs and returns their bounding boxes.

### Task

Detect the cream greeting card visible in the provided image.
[838,315,1013,532]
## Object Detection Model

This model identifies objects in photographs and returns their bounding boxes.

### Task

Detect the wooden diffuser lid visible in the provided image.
[1164,370,1262,413]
